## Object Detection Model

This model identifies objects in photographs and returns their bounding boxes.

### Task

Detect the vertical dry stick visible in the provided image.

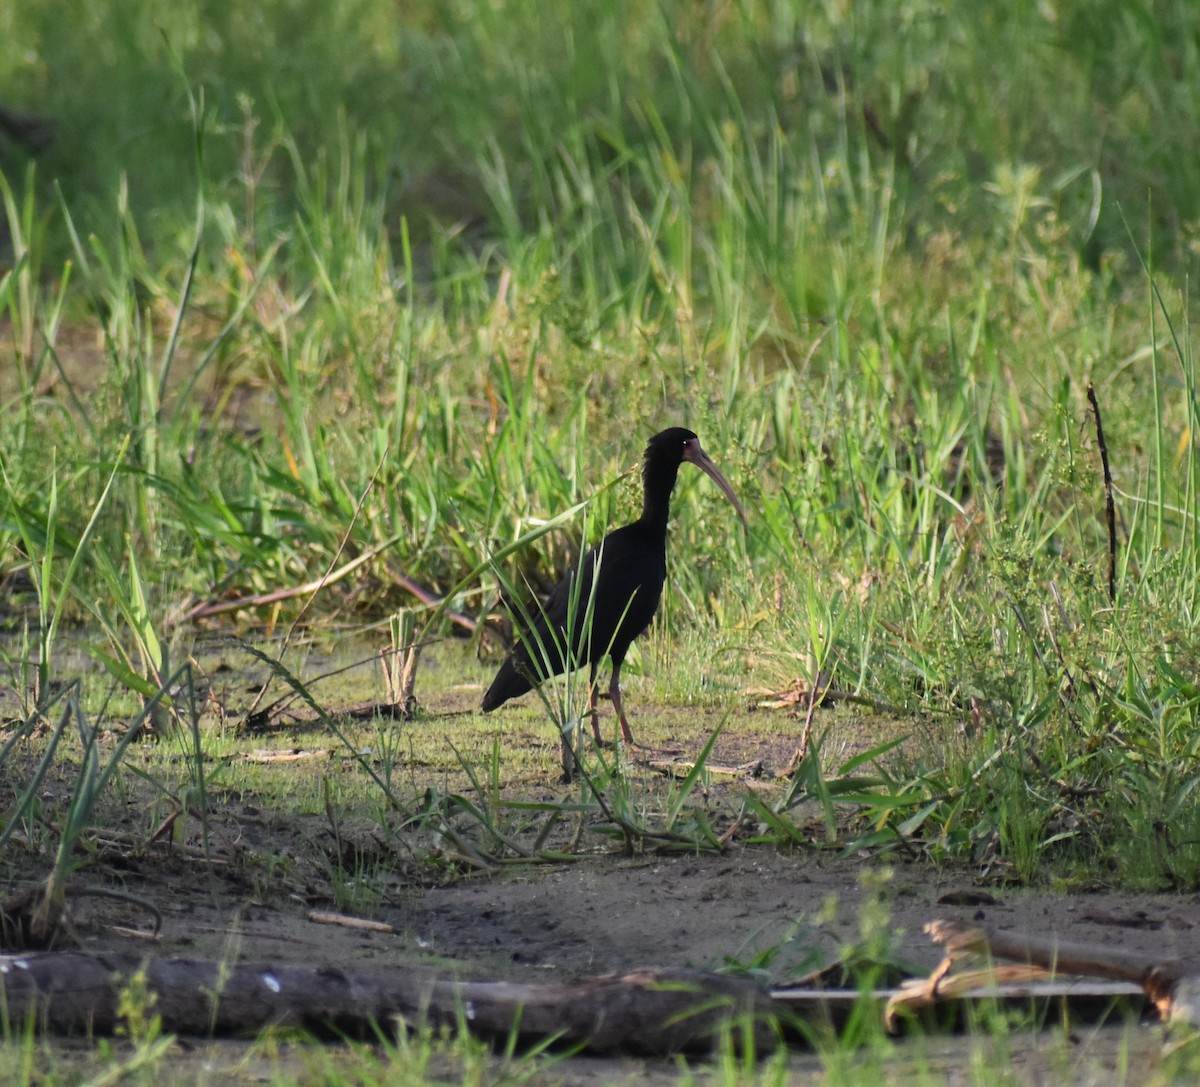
[383,608,421,718]
[1086,384,1117,603]
[783,675,824,776]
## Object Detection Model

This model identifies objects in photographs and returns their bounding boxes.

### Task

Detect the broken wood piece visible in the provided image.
[749,672,836,712]
[767,978,1145,1036]
[307,911,397,934]
[883,975,1147,1033]
[645,757,764,780]
[0,953,780,1055]
[886,963,1048,1030]
[107,926,162,942]
[382,609,421,718]
[245,748,332,763]
[923,918,1200,1027]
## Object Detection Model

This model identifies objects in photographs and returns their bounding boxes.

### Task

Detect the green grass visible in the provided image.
[3,0,1200,1080]
[2,0,1200,886]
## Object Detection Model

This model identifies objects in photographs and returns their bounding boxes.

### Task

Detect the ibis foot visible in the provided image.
[623,740,684,759]
[604,739,681,753]
[589,736,681,758]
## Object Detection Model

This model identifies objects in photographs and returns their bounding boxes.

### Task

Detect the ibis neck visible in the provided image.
[638,460,681,537]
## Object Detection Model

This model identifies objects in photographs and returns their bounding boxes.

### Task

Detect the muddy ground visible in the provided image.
[46,778,1198,1083]
[7,665,1199,1085]
[76,831,1197,983]
[56,840,1196,1085]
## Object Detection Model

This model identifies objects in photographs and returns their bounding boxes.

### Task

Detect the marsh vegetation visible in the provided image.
[2,1,1200,1082]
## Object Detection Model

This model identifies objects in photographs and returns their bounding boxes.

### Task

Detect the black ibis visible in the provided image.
[481,427,747,759]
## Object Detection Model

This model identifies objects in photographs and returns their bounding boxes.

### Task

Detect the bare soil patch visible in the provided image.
[69,838,1197,986]
[6,674,1198,1084]
[46,839,1197,1085]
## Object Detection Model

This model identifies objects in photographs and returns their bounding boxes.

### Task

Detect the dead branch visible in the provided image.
[782,671,831,776]
[645,757,765,780]
[245,748,333,763]
[922,918,1200,1026]
[307,911,398,933]
[182,541,394,623]
[389,571,480,636]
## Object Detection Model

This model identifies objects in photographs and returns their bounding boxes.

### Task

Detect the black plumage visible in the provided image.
[481,427,746,754]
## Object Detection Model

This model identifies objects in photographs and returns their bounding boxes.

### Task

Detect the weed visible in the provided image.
[3,4,1200,1080]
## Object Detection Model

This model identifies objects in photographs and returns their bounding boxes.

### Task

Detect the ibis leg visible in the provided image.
[588,662,604,744]
[608,660,636,745]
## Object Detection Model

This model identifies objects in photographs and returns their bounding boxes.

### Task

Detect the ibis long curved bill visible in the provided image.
[682,439,748,533]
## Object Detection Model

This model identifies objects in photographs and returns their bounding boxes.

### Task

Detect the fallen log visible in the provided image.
[7,919,1191,1053]
[0,953,779,1055]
